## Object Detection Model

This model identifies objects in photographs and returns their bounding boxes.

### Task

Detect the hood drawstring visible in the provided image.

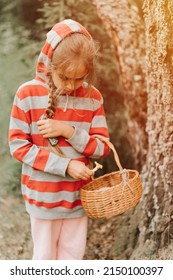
[55,89,69,113]
[64,94,69,112]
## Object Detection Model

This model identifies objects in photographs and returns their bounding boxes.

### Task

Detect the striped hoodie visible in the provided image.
[9,19,110,219]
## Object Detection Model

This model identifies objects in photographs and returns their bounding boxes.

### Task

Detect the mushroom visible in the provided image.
[91,161,103,174]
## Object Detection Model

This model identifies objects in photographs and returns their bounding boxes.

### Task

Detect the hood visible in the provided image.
[36,19,92,84]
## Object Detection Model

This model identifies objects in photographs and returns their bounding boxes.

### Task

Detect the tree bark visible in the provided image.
[93,0,173,259]
[92,0,147,170]
[139,0,173,254]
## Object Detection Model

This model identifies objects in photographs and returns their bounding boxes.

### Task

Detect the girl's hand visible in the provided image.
[37,119,74,139]
[67,160,93,180]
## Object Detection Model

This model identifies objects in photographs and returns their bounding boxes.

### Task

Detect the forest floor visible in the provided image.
[1,190,173,260]
[0,192,118,260]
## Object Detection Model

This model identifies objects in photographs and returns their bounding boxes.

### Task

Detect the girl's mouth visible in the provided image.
[64,90,72,95]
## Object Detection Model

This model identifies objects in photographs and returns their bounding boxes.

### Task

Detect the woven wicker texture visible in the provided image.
[80,137,142,219]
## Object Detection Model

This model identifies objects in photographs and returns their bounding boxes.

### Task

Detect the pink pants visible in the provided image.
[30,215,88,260]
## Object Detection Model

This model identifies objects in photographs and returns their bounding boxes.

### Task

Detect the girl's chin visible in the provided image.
[63,89,74,95]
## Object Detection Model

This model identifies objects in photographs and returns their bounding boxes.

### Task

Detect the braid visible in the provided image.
[46,74,58,119]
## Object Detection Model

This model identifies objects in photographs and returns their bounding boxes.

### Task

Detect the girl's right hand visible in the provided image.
[67,160,93,180]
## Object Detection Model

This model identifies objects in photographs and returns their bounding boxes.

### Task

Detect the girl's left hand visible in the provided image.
[37,119,74,139]
[37,119,62,138]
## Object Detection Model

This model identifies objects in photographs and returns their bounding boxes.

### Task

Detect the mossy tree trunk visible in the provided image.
[93,0,173,259]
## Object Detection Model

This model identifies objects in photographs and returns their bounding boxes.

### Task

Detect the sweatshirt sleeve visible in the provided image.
[66,95,110,158]
[8,93,70,177]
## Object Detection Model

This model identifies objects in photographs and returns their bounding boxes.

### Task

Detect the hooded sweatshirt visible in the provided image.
[9,19,110,219]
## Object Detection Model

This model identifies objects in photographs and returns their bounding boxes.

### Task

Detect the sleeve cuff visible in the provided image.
[44,152,71,177]
[66,126,90,153]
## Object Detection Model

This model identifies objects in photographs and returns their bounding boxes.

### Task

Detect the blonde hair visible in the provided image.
[46,33,99,118]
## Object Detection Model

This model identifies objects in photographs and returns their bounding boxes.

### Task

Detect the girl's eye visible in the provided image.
[58,74,87,82]
[76,77,84,81]
[77,74,88,81]
[63,77,69,81]
[59,75,69,81]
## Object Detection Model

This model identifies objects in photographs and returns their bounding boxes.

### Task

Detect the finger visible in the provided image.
[38,126,47,132]
[80,176,88,180]
[37,120,46,126]
[39,130,48,135]
[43,134,50,138]
[37,125,44,131]
[81,172,91,180]
[85,168,93,177]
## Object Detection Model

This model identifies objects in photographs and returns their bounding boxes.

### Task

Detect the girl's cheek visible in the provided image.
[74,80,83,90]
[55,80,63,90]
[52,73,62,89]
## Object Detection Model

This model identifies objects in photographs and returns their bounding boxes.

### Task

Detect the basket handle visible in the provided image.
[96,136,123,171]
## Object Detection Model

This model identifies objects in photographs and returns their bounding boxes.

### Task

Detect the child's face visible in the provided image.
[52,64,88,94]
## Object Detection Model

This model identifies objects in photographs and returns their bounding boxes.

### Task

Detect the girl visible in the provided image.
[9,19,110,260]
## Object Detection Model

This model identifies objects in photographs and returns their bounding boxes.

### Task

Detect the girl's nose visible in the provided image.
[65,80,75,90]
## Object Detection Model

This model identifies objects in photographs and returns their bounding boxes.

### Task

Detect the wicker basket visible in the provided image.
[80,137,142,219]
